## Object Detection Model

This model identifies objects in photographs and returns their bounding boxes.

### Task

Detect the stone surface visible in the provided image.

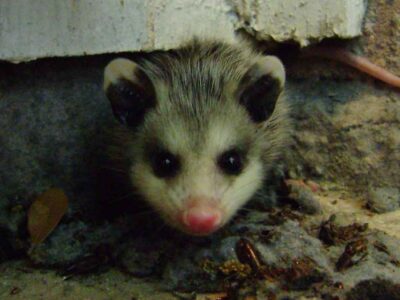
[346,278,400,300]
[0,0,366,62]
[286,79,400,195]
[367,187,400,213]
[0,58,110,212]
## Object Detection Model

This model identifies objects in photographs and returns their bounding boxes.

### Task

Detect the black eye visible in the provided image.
[217,149,244,175]
[150,150,180,178]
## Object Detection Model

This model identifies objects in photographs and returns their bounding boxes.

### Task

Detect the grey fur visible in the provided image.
[103,39,290,233]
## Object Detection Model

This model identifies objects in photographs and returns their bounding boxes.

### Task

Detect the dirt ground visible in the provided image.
[0,263,175,300]
[1,187,400,300]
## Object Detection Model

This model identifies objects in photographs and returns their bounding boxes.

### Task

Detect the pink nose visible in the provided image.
[182,206,222,235]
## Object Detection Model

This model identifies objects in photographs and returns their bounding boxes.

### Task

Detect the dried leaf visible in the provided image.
[28,188,68,245]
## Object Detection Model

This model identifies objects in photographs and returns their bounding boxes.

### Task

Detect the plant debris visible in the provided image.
[319,215,368,246]
[27,188,69,246]
[218,260,252,279]
[336,238,368,271]
[260,206,303,226]
[234,238,325,291]
[283,257,325,290]
[235,238,266,279]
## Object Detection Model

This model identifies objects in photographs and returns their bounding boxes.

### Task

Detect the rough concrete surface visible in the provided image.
[0,0,365,62]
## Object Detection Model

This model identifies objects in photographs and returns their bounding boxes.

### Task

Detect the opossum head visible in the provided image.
[103,41,286,236]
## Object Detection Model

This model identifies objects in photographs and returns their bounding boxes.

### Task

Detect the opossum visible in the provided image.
[103,39,288,236]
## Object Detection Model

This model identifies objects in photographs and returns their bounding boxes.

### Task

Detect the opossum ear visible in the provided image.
[103,58,156,127]
[238,56,285,123]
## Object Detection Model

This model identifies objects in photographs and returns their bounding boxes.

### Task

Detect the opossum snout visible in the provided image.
[180,197,222,235]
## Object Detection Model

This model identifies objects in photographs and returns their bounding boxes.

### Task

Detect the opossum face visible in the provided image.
[104,43,286,235]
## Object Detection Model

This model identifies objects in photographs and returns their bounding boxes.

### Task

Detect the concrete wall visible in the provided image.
[0,0,366,62]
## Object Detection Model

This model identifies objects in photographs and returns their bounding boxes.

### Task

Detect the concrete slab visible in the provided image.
[0,0,366,62]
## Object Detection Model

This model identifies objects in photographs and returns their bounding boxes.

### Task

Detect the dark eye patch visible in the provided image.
[148,147,181,178]
[217,148,246,176]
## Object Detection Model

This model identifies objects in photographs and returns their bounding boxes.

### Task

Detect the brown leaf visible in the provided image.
[28,188,69,245]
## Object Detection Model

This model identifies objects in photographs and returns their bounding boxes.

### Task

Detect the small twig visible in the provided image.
[302,46,400,89]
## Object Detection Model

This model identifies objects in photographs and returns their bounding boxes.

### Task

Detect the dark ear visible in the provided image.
[103,58,156,127]
[238,56,285,123]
